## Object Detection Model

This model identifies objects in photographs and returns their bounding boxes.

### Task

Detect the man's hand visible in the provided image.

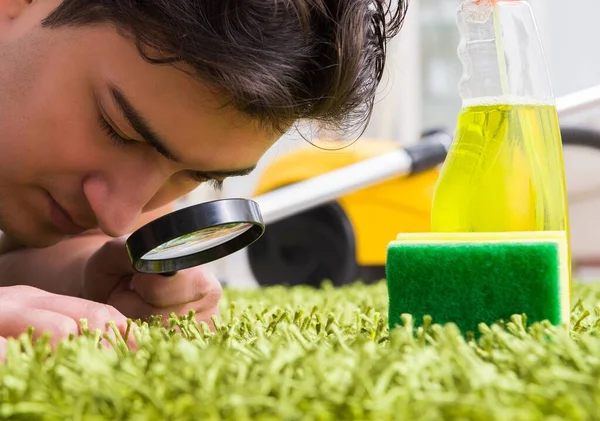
[82,237,223,327]
[0,285,130,358]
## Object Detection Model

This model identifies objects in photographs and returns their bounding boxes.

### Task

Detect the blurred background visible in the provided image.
[177,0,600,287]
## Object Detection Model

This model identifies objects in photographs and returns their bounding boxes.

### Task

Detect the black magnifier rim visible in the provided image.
[126,198,264,274]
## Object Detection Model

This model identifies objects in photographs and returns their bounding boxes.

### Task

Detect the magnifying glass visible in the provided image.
[125,198,264,276]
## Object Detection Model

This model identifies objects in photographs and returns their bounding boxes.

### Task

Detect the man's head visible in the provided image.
[0,0,406,247]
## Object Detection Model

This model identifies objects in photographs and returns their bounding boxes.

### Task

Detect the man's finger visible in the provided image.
[83,237,135,304]
[108,289,221,326]
[27,294,129,335]
[130,267,222,308]
[1,285,52,300]
[1,297,134,351]
[0,304,79,348]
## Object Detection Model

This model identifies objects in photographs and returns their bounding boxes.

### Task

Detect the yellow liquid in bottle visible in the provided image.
[430,100,571,286]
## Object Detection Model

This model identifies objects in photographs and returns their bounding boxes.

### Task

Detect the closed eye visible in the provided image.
[99,112,137,146]
[99,108,225,190]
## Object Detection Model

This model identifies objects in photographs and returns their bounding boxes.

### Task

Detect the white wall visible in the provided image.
[530,0,600,98]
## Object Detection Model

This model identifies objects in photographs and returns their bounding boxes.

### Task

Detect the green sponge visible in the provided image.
[385,231,570,335]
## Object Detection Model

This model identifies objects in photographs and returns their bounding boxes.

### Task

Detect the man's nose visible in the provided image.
[83,167,168,237]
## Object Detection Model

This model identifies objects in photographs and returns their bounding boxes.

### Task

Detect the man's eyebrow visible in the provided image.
[108,83,182,163]
[107,83,257,179]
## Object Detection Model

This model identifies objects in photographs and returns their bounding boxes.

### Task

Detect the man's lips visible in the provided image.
[47,193,91,236]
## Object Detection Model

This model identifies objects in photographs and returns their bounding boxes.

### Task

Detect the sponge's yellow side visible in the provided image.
[390,230,571,325]
[396,230,567,243]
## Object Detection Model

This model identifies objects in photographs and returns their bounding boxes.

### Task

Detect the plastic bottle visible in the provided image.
[430,0,571,281]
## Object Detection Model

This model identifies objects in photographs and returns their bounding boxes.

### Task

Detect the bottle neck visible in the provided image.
[456,0,554,105]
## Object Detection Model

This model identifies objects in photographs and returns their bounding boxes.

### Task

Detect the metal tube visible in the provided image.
[256,131,451,225]
[257,148,413,225]
[556,84,600,119]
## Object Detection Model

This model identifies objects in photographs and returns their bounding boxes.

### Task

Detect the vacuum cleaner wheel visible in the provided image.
[247,201,358,288]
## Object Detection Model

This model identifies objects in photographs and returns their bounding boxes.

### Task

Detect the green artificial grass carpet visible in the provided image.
[2,280,600,420]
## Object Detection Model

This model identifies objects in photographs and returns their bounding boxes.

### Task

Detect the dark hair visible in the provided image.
[42,0,408,137]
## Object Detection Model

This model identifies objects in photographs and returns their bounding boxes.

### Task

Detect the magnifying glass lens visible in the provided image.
[142,222,253,260]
